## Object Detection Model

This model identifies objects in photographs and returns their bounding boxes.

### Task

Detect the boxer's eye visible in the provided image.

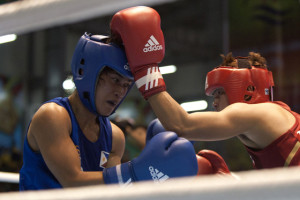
[213,89,225,98]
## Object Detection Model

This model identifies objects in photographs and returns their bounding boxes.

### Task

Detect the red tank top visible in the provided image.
[245,101,300,169]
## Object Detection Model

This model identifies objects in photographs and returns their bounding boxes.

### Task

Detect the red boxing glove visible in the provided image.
[197,150,231,175]
[196,154,213,175]
[110,6,166,99]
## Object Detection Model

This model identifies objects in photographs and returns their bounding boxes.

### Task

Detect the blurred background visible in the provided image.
[0,0,299,191]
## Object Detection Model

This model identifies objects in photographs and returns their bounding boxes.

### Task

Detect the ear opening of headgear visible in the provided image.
[244,85,255,102]
[205,64,274,104]
[71,33,134,116]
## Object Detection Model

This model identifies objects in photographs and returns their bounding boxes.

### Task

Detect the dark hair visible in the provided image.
[220,52,267,69]
[108,32,124,49]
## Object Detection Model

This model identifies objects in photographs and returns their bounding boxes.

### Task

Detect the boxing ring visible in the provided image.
[1,0,300,199]
[0,167,300,199]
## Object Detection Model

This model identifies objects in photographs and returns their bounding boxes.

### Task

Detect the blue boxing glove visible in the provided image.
[146,118,166,144]
[146,118,194,145]
[103,131,198,185]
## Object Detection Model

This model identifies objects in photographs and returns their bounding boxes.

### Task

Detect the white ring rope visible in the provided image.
[0,0,175,36]
[0,171,19,183]
[0,167,300,199]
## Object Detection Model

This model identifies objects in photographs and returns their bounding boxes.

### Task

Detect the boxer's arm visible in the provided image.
[148,92,260,141]
[109,7,247,141]
[107,123,126,168]
[28,103,104,187]
[149,93,294,148]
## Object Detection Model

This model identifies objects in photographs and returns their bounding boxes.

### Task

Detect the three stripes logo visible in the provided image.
[135,67,163,91]
[149,166,169,183]
[143,35,163,53]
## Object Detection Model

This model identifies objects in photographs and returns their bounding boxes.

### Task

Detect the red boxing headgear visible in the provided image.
[205,66,274,104]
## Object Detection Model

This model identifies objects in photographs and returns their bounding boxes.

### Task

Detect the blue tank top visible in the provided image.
[19,97,112,190]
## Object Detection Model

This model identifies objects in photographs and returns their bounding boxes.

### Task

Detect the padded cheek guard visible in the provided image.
[205,66,274,104]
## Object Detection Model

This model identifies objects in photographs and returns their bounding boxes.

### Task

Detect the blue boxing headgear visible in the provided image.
[71,33,134,115]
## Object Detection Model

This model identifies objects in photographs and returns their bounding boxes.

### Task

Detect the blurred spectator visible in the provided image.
[124,124,147,162]
[112,119,147,162]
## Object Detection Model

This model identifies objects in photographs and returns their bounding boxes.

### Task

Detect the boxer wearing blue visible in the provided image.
[20,31,197,190]
[19,34,133,190]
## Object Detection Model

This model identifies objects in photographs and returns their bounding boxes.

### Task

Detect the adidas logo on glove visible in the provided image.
[149,166,169,183]
[143,35,163,53]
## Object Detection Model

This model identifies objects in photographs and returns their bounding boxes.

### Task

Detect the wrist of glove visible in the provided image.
[133,64,166,99]
[103,162,135,185]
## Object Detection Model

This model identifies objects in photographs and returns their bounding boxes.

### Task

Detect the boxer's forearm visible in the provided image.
[148,91,261,142]
[148,92,230,140]
[148,91,191,137]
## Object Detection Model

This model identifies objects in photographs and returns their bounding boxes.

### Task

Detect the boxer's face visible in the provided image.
[95,69,132,116]
[212,88,229,111]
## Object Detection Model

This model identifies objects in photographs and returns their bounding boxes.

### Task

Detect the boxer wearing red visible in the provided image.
[110,6,300,169]
[245,101,300,168]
